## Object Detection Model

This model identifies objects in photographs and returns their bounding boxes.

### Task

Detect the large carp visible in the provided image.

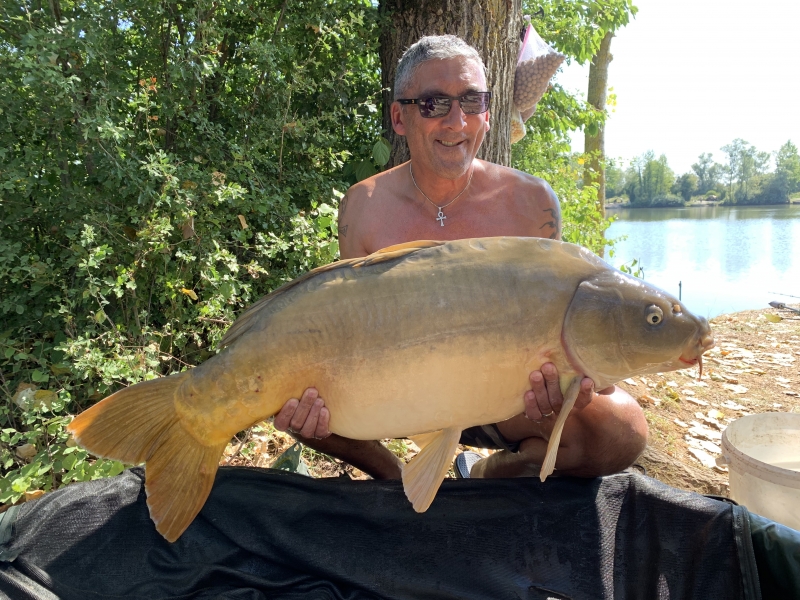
[69,237,714,542]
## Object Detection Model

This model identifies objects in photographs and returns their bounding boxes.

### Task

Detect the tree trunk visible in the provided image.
[379,0,522,169]
[583,31,613,221]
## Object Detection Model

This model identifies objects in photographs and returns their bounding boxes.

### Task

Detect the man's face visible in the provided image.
[391,56,490,180]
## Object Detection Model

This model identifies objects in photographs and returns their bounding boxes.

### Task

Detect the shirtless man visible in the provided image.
[272,35,648,480]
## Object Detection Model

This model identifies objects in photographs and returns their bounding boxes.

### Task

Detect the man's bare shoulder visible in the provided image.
[338,163,409,258]
[479,161,558,208]
[476,161,561,238]
[345,164,407,204]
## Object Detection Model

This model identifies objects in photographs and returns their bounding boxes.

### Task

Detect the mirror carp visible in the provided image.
[68,237,714,542]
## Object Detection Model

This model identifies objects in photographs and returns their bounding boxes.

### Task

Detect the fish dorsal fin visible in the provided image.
[219,240,446,348]
[355,240,445,269]
[373,240,444,254]
[402,427,461,513]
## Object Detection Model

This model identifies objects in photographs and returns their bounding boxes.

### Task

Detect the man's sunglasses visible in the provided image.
[396,91,492,118]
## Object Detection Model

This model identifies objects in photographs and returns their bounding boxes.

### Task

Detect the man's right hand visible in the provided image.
[273,387,331,440]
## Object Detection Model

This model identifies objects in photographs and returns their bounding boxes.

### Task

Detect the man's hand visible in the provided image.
[523,363,612,422]
[273,387,331,439]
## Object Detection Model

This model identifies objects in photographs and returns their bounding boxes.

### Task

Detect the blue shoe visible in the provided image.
[454,451,483,478]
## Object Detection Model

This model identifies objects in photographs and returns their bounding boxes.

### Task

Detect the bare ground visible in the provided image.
[226,303,800,496]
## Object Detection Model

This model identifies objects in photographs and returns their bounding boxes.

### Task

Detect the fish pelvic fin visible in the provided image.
[402,427,461,513]
[67,373,227,542]
[539,375,582,482]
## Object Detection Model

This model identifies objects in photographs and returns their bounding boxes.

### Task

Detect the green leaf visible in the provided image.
[11,477,30,493]
[50,363,72,376]
[355,160,376,182]
[586,122,599,137]
[372,138,391,167]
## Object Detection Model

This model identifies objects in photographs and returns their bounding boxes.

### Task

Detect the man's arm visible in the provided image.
[337,186,370,260]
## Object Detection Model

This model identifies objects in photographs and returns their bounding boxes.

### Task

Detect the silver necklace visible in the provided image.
[409,163,474,227]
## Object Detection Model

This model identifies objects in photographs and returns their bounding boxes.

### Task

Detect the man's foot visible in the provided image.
[454,451,483,478]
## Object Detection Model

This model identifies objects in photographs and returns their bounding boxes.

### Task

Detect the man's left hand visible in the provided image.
[523,362,612,422]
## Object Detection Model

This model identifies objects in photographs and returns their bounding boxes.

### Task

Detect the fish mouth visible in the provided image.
[677,354,705,379]
[679,331,715,378]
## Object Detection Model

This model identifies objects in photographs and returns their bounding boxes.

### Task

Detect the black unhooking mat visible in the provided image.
[0,466,792,600]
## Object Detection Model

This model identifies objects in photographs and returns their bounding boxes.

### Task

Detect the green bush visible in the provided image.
[1,0,629,503]
[0,0,381,503]
[649,194,684,207]
[512,87,615,256]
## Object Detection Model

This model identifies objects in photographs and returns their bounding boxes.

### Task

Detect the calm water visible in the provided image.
[606,204,800,319]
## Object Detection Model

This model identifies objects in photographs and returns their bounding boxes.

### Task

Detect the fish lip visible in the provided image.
[679,356,698,366]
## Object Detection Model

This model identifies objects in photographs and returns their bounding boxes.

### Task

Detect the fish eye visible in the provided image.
[672,303,682,315]
[645,305,664,325]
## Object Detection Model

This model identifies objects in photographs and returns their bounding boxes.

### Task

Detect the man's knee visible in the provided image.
[566,396,648,477]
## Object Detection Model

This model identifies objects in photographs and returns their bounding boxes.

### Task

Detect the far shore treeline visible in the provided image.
[605,140,800,207]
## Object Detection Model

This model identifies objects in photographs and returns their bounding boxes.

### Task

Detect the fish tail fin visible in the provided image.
[143,422,227,542]
[68,372,227,542]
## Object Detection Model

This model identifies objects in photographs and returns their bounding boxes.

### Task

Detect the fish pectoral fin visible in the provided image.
[539,375,582,482]
[401,427,461,513]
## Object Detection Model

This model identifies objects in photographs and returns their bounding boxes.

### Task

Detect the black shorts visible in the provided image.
[458,424,520,453]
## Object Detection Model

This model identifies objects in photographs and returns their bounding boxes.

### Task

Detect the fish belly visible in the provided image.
[310,340,566,440]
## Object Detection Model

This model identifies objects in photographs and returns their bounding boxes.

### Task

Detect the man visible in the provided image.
[273,35,647,480]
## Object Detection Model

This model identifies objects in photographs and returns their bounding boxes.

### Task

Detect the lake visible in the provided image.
[605,204,800,319]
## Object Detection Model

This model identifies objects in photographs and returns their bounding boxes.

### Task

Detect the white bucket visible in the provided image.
[719,412,800,531]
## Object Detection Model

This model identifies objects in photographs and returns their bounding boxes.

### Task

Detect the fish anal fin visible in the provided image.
[540,375,582,481]
[408,431,440,451]
[402,427,461,513]
[144,424,227,543]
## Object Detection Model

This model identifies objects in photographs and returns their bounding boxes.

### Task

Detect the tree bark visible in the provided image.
[379,0,522,169]
[583,31,614,220]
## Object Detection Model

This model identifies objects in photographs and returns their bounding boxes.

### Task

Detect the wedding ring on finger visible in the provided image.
[542,410,555,418]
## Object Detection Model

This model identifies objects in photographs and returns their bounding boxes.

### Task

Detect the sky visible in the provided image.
[555,0,800,175]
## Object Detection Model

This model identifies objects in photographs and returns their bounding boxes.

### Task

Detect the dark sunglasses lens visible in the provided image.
[460,93,490,114]
[419,97,452,118]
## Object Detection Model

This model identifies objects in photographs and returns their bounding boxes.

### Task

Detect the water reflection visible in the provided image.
[771,218,792,274]
[606,204,800,318]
